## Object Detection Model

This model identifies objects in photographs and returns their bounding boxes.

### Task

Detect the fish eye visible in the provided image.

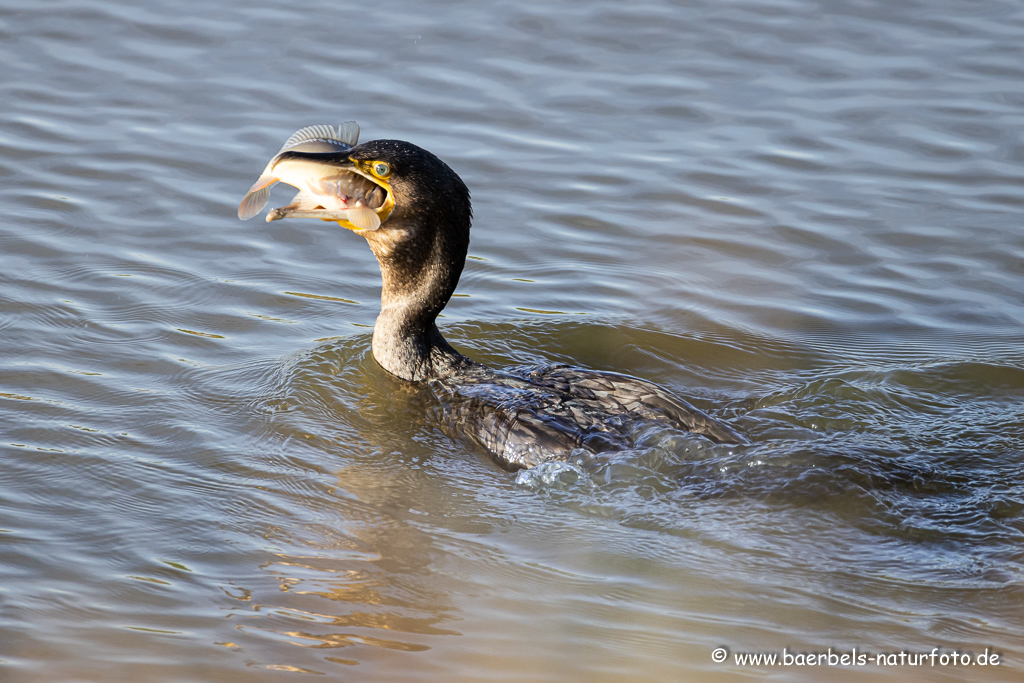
[371,162,391,178]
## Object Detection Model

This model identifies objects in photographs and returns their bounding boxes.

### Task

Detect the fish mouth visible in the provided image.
[306,171,387,211]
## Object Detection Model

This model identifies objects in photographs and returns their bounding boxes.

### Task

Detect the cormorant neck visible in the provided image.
[364,213,471,382]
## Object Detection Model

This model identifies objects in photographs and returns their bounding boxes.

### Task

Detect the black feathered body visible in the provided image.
[429,361,745,470]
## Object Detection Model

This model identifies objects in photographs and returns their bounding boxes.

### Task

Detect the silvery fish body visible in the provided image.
[238,122,381,230]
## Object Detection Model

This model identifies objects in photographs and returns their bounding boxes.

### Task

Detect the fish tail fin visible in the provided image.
[237,175,278,220]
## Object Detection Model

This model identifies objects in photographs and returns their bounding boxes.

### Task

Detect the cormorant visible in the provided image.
[239,123,747,470]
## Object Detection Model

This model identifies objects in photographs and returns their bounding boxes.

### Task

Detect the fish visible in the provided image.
[237,122,386,232]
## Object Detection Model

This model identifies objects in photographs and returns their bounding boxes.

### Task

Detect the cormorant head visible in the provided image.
[269,139,471,246]
[273,138,472,315]
[334,140,473,301]
[345,139,471,235]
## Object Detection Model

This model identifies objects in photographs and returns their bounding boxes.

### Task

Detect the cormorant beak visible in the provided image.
[262,151,396,232]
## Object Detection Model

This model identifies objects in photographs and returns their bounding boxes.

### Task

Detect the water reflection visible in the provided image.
[218,478,466,670]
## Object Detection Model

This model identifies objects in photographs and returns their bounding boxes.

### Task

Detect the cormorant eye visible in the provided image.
[371,162,391,178]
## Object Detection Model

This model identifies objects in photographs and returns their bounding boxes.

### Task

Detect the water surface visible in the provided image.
[1,0,1023,680]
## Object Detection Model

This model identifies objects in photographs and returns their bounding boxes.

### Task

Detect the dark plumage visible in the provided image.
[429,362,746,469]
[271,137,747,470]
